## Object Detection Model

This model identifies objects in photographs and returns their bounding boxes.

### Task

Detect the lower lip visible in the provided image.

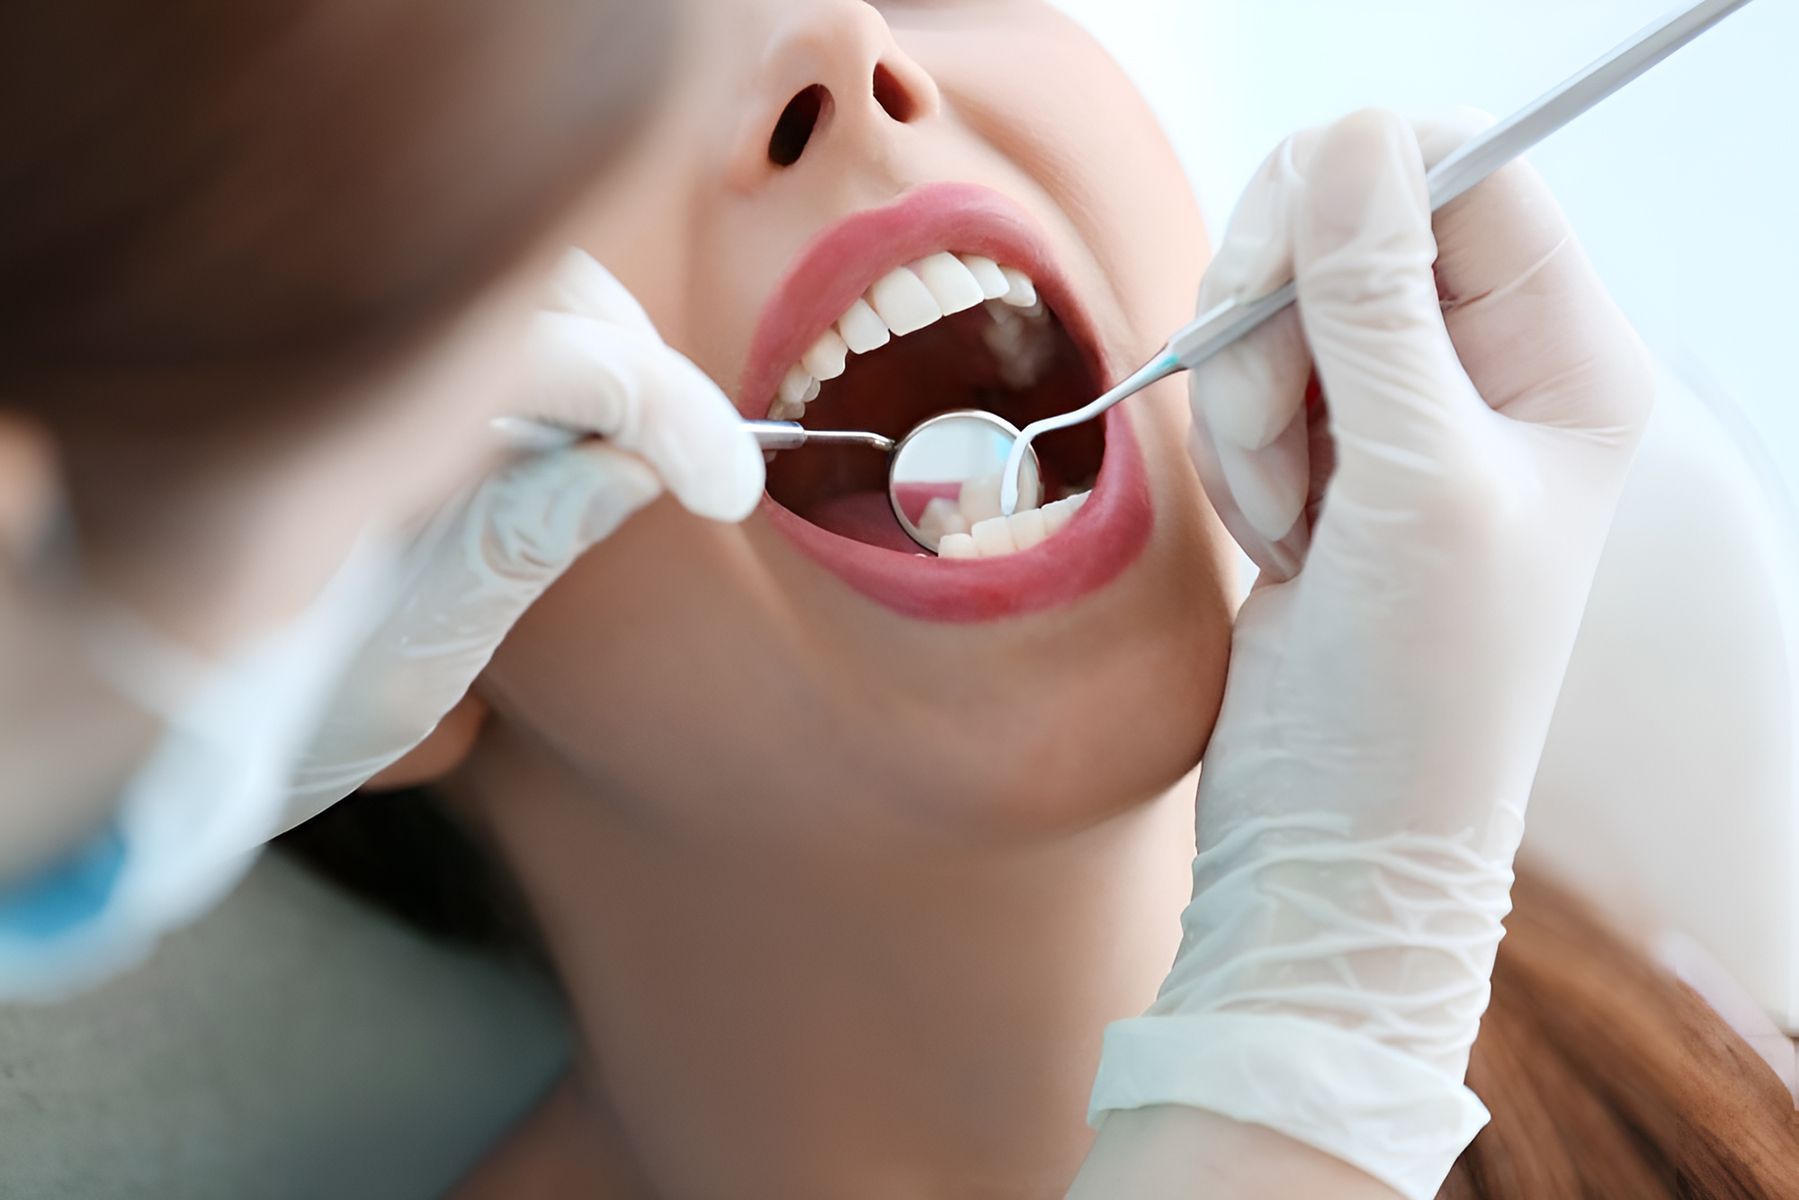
[761,406,1152,623]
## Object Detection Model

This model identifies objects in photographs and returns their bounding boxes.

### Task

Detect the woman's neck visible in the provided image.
[453,718,1199,1199]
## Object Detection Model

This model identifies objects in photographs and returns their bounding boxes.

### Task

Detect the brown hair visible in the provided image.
[285,804,1799,1197]
[1447,870,1799,1198]
[0,0,669,473]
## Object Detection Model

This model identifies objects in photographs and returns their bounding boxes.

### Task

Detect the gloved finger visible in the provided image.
[1191,308,1312,456]
[1188,130,1321,576]
[400,442,663,650]
[281,442,664,824]
[527,311,765,523]
[1187,379,1302,575]
[1411,106,1499,172]
[1292,109,1489,505]
[1195,128,1324,452]
[544,247,659,339]
[400,444,661,691]
[1188,308,1311,558]
[1187,418,1303,583]
[476,441,665,574]
[1217,407,1312,551]
[1413,111,1654,436]
[1201,126,1325,307]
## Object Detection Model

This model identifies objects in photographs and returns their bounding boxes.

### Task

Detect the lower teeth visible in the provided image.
[935,491,1091,560]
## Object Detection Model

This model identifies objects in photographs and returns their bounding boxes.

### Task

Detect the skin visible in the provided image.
[0,416,165,878]
[0,414,54,557]
[421,1,1240,1194]
[72,278,546,662]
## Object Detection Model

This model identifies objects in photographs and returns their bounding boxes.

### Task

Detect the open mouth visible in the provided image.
[763,253,1107,558]
[740,183,1153,623]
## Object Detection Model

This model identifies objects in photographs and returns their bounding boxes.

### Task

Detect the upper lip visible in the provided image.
[736,182,1115,419]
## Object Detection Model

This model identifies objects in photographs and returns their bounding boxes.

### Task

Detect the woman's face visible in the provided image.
[468,0,1236,846]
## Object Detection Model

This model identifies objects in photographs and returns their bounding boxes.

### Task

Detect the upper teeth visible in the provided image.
[768,253,1046,423]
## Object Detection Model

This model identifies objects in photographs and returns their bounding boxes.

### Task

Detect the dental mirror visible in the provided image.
[749,410,1043,554]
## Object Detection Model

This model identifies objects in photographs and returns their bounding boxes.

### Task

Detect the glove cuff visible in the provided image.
[1091,1013,1490,1200]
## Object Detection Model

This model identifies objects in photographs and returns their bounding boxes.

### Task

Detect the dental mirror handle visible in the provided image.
[999,0,1758,516]
[746,420,896,454]
[497,417,897,455]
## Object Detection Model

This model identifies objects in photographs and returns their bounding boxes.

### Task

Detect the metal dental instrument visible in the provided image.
[751,410,1045,553]
[996,0,1759,517]
[499,410,1043,554]
[747,422,896,455]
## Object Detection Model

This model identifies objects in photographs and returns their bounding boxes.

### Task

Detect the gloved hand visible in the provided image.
[282,250,762,827]
[1077,110,1654,1200]
[0,250,760,1000]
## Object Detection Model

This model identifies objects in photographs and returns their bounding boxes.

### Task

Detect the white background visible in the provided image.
[1055,0,1797,472]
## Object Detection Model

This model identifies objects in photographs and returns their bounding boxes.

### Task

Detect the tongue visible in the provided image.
[803,490,922,553]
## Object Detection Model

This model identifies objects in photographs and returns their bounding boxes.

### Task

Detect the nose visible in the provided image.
[738,1,940,180]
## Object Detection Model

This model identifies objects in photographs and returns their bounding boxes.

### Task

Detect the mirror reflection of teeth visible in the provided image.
[936,491,1090,560]
[918,497,969,540]
[766,253,1047,428]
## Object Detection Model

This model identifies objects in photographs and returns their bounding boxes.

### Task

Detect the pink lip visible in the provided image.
[741,182,1152,624]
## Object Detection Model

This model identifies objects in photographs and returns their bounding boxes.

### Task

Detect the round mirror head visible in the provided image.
[888,410,1043,554]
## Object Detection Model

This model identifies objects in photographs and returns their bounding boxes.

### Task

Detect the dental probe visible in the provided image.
[997,0,1759,517]
[747,420,894,454]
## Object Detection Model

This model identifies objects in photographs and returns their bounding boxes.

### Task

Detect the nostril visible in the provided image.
[872,63,918,124]
[769,85,831,168]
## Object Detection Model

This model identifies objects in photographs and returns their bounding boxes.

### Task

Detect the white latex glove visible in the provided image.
[283,251,763,827]
[1077,110,1654,1200]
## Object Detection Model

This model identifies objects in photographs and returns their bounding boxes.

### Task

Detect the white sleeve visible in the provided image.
[1522,362,1799,1036]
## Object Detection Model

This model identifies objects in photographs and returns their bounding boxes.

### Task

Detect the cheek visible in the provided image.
[569,185,695,344]
[565,156,761,391]
[479,503,767,779]
[918,15,1208,328]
